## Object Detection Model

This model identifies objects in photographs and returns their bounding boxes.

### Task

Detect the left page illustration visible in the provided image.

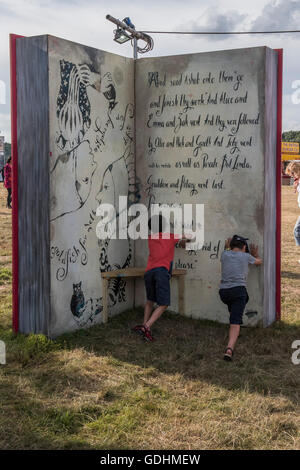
[48,36,135,335]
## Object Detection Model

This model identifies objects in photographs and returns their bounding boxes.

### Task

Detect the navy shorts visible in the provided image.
[144,267,171,306]
[219,286,249,325]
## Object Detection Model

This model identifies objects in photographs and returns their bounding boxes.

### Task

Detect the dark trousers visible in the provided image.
[6,188,12,208]
[219,286,249,325]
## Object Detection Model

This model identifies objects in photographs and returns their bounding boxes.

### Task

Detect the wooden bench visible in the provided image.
[101,267,187,323]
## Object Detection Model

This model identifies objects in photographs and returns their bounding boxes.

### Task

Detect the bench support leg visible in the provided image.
[178,276,185,315]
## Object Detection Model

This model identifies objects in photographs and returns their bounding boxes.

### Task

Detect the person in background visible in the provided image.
[219,235,262,361]
[285,162,300,262]
[4,156,12,209]
[0,165,4,183]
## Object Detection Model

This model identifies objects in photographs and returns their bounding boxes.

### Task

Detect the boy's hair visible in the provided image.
[230,239,246,250]
[148,214,164,233]
[230,235,249,251]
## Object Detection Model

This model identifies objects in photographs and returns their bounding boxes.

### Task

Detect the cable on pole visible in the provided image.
[141,30,300,35]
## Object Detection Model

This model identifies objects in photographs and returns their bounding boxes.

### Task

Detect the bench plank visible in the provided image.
[101,267,187,279]
[101,267,187,323]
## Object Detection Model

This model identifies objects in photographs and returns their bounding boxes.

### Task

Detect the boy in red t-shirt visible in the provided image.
[132,215,191,341]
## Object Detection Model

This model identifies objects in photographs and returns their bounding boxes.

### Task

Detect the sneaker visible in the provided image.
[131,325,145,336]
[223,347,234,361]
[142,326,155,342]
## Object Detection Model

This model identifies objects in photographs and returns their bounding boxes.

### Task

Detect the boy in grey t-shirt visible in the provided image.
[219,235,262,361]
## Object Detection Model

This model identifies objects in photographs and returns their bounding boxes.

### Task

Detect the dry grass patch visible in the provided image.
[281,186,300,325]
[0,184,299,450]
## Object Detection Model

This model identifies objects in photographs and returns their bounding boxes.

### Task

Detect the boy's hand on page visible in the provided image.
[184,233,196,243]
[177,233,195,248]
[250,243,259,258]
[224,238,232,250]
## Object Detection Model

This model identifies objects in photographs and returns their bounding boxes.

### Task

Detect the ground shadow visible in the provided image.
[281,270,300,280]
[0,379,119,450]
[56,309,300,406]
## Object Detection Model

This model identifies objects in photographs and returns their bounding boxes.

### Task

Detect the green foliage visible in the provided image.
[282,131,300,145]
[87,385,170,446]
[4,142,11,160]
[41,408,86,434]
[0,267,12,283]
[4,333,62,365]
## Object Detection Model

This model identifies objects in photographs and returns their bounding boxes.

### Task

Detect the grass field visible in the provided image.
[0,184,299,450]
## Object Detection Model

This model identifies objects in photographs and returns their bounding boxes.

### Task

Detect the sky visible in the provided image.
[0,0,300,142]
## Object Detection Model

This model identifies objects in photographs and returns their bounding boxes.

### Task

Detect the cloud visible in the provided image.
[283,93,300,131]
[251,0,300,31]
[177,0,300,40]
[177,8,248,41]
[0,113,11,142]
[1,0,300,139]
[0,3,19,18]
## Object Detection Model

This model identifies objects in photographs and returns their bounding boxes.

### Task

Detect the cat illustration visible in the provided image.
[70,282,102,326]
[70,282,85,318]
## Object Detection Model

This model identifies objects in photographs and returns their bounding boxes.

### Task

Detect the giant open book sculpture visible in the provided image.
[10,34,282,336]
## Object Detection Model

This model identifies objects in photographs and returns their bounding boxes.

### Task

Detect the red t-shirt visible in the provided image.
[145,233,181,273]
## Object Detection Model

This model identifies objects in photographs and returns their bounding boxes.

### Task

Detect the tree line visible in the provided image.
[282,131,300,146]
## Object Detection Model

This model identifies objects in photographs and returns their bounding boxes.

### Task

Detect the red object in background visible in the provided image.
[10,34,25,333]
[275,48,283,321]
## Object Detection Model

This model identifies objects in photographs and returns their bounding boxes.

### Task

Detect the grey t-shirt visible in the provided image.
[220,250,256,289]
